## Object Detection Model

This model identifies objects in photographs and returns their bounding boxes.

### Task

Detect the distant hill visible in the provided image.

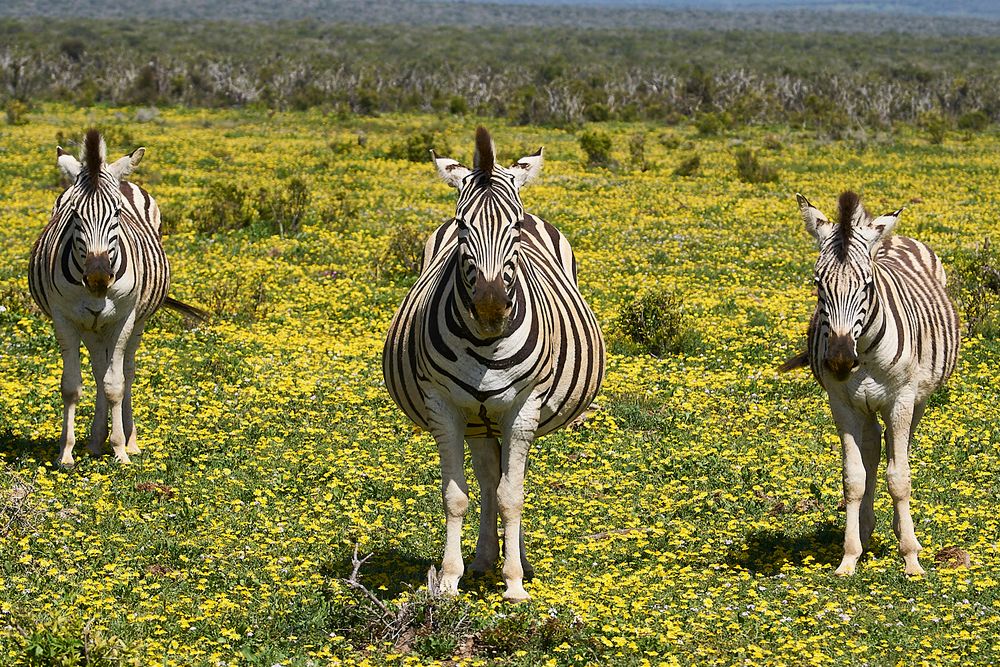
[2,0,1000,34]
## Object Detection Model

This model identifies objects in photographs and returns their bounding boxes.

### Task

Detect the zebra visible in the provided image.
[789,191,959,576]
[29,129,205,467]
[383,127,605,601]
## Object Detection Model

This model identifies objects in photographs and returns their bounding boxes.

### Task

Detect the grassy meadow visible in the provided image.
[1,106,999,665]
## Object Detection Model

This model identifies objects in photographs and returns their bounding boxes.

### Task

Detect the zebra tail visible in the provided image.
[777,350,809,372]
[163,296,210,323]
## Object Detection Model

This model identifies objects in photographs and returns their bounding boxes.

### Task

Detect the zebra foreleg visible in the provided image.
[885,397,925,576]
[53,316,83,467]
[831,402,868,576]
[427,395,470,595]
[498,395,542,602]
[468,437,501,575]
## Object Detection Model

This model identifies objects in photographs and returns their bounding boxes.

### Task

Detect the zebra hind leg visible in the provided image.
[86,346,110,457]
[468,437,501,576]
[53,318,83,467]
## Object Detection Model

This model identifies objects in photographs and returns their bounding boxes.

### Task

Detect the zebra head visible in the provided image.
[432,127,543,337]
[55,129,145,296]
[798,191,902,381]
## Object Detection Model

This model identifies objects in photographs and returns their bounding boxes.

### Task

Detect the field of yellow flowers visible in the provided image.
[1,106,999,666]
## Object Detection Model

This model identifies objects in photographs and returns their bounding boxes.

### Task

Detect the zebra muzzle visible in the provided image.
[83,252,113,294]
[824,333,858,382]
[471,275,513,336]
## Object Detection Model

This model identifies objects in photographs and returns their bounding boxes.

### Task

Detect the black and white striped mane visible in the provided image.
[473,126,495,183]
[80,128,106,192]
[834,190,863,262]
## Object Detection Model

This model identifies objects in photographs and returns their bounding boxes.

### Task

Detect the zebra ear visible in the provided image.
[431,150,471,189]
[108,147,145,180]
[511,148,543,188]
[797,193,834,245]
[56,146,82,180]
[862,208,902,252]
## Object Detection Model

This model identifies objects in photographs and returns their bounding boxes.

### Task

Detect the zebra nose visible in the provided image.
[824,333,858,382]
[472,274,512,332]
[83,252,113,294]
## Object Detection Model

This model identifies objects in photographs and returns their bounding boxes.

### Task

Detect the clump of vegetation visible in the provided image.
[5,100,29,126]
[695,111,731,136]
[673,153,701,177]
[628,132,649,172]
[193,181,255,233]
[578,130,614,167]
[958,109,990,132]
[18,615,139,667]
[256,177,310,237]
[615,288,701,356]
[205,271,272,324]
[386,131,451,163]
[734,148,778,183]
[734,148,779,183]
[375,224,427,283]
[949,238,1000,338]
[193,177,311,236]
[919,110,950,144]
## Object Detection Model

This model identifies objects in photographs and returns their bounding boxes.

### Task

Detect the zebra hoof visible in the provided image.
[502,584,530,603]
[903,558,926,577]
[834,562,856,577]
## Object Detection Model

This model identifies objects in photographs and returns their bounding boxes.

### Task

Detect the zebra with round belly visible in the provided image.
[383,127,605,601]
[793,191,959,576]
[29,129,202,467]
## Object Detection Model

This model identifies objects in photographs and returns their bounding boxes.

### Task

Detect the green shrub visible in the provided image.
[949,238,1000,338]
[673,153,700,177]
[919,111,949,144]
[615,288,701,357]
[255,176,310,237]
[448,95,468,115]
[734,148,779,183]
[193,181,254,234]
[958,110,990,132]
[5,99,29,126]
[387,131,451,163]
[193,178,311,236]
[584,102,611,122]
[578,129,613,167]
[628,132,649,172]
[695,111,731,136]
[375,224,427,282]
[20,615,139,667]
